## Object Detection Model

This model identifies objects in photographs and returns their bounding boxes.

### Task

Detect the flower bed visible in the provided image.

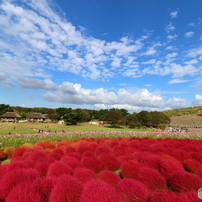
[1,136,202,201]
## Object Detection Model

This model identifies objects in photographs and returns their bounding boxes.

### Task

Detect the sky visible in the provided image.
[0,0,202,112]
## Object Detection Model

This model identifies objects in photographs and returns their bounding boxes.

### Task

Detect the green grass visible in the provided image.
[0,122,148,135]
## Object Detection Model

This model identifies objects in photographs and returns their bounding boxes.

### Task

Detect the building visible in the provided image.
[0,112,21,122]
[27,113,46,122]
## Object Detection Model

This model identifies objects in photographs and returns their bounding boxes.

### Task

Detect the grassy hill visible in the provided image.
[163,106,202,117]
[170,114,202,127]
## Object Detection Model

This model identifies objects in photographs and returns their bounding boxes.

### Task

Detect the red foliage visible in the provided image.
[77,144,93,154]
[60,156,82,169]
[6,160,29,171]
[98,170,121,187]
[6,182,45,202]
[197,114,202,117]
[82,151,96,157]
[0,168,39,199]
[171,150,192,162]
[47,161,73,177]
[117,178,150,202]
[98,153,120,171]
[140,154,162,170]
[121,160,144,179]
[169,171,202,192]
[95,145,112,156]
[49,175,83,202]
[137,167,167,193]
[159,159,184,179]
[33,176,58,199]
[65,146,76,154]
[148,190,189,202]
[34,161,51,176]
[74,167,96,184]
[185,190,202,202]
[183,159,202,177]
[11,147,28,159]
[113,145,127,157]
[81,156,105,173]
[80,179,121,202]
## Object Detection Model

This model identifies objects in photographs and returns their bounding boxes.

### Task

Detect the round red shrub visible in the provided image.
[117,178,150,202]
[33,176,59,199]
[6,182,45,202]
[0,168,39,199]
[121,160,144,179]
[49,175,83,202]
[65,146,76,154]
[185,190,202,202]
[140,154,162,170]
[34,161,51,176]
[80,179,121,202]
[77,144,93,154]
[98,170,121,187]
[81,156,105,173]
[148,190,189,202]
[98,153,120,171]
[171,150,192,163]
[169,171,202,192]
[82,151,96,157]
[74,167,96,184]
[11,147,28,159]
[159,159,184,179]
[47,161,73,177]
[95,145,112,156]
[183,159,202,177]
[137,167,167,193]
[60,156,81,169]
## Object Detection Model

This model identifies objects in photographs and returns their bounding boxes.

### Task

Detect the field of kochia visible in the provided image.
[1,131,202,201]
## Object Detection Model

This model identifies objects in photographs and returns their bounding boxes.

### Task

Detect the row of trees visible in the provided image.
[0,104,170,128]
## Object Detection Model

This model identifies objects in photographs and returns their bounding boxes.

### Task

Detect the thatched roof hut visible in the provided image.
[0,112,21,121]
[28,113,46,121]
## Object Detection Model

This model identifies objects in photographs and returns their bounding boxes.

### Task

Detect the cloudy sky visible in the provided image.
[0,0,202,112]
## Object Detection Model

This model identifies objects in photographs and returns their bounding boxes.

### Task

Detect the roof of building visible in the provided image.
[0,112,21,118]
[28,113,46,119]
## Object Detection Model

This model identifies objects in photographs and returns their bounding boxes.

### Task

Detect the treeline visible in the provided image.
[0,104,170,129]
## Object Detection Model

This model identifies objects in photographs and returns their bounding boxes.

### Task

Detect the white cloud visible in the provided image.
[170,11,178,19]
[165,22,175,33]
[144,48,157,55]
[142,59,156,64]
[168,78,190,84]
[184,31,194,38]
[192,94,202,106]
[167,34,178,40]
[184,59,198,65]
[166,97,189,108]
[17,77,58,91]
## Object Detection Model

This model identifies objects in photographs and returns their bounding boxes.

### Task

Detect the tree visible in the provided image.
[0,104,13,115]
[150,111,170,127]
[63,112,82,125]
[137,110,152,127]
[48,114,60,122]
[103,110,124,127]
[56,107,72,118]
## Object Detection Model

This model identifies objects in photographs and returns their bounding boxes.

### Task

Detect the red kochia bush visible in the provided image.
[80,179,121,202]
[5,182,45,202]
[34,161,51,176]
[33,176,59,199]
[98,170,121,187]
[81,156,105,173]
[0,168,39,199]
[98,153,120,171]
[137,167,167,193]
[159,159,184,179]
[183,159,202,177]
[121,160,144,179]
[74,167,96,184]
[117,178,150,202]
[47,161,73,177]
[95,145,112,156]
[11,147,28,158]
[60,156,82,169]
[140,154,162,170]
[49,175,83,202]
[77,144,93,154]
[169,170,202,192]
[148,190,189,202]
[185,190,202,202]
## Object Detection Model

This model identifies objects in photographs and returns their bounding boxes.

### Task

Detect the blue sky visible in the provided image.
[0,0,202,112]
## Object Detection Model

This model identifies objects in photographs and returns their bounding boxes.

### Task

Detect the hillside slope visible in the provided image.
[170,114,202,127]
